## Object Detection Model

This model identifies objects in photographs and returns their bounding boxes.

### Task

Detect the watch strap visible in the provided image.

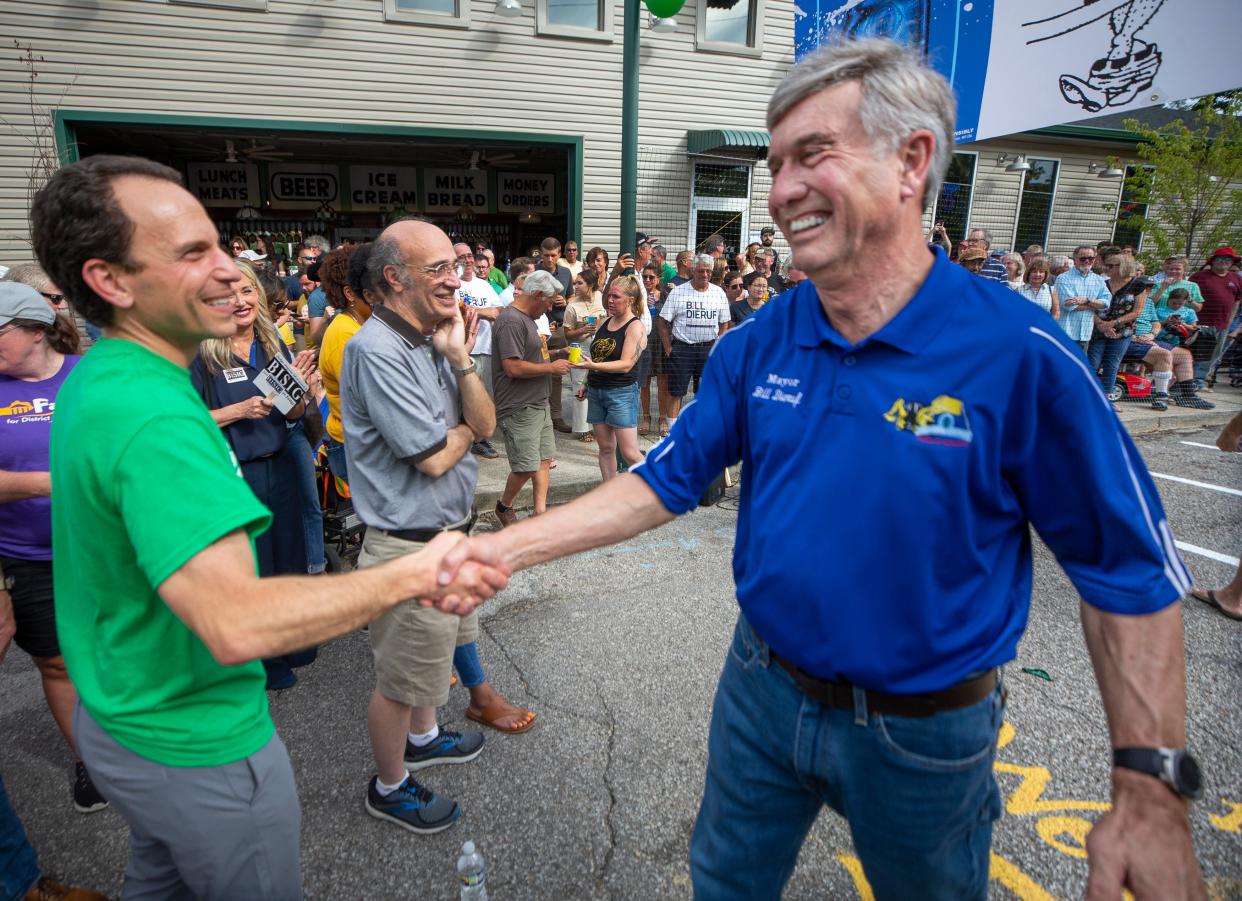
[451,361,478,377]
[1112,747,1165,777]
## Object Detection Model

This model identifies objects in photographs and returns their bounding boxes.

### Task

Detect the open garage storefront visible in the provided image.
[55,113,582,268]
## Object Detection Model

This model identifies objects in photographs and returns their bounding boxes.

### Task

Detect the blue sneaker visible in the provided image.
[365,776,460,834]
[404,728,484,771]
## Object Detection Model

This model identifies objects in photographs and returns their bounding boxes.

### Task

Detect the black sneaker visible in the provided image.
[364,775,460,834]
[404,728,484,771]
[1150,392,1168,411]
[73,761,108,814]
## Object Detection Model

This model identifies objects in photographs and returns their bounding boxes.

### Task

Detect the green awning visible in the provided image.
[686,128,769,157]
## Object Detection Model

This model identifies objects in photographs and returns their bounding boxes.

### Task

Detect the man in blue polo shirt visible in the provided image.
[435,39,1203,901]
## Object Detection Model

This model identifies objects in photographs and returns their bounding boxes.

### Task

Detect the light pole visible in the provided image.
[620,0,640,257]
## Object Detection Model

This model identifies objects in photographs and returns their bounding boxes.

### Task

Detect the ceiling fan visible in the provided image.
[224,139,294,163]
[465,148,526,169]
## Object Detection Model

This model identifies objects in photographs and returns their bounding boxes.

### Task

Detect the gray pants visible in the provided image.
[75,703,302,901]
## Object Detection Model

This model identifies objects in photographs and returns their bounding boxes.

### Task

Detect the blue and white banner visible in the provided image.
[795,1,1242,143]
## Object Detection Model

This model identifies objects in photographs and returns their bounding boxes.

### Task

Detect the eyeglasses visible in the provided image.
[40,292,67,305]
[419,261,459,280]
[1076,255,1096,262]
[300,255,320,264]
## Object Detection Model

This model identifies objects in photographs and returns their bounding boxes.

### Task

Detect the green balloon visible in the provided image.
[644,0,684,17]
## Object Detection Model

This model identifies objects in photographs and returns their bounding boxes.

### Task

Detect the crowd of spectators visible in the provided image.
[945,228,1240,412]
[1,189,1239,896]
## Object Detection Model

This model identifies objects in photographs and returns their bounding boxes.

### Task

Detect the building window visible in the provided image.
[538,0,615,39]
[1112,165,1150,250]
[931,152,976,245]
[384,0,470,28]
[696,0,765,57]
[688,160,752,257]
[1013,157,1059,251]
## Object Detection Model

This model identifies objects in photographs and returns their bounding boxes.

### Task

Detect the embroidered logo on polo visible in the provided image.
[751,372,803,407]
[883,395,973,446]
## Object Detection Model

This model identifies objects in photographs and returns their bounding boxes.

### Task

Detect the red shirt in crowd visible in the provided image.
[1188,269,1242,330]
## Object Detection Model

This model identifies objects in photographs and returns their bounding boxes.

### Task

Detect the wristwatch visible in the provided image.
[1112,747,1203,800]
[451,361,478,378]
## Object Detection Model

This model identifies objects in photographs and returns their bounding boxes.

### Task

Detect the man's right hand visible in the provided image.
[235,396,275,420]
[548,359,571,376]
[413,532,510,615]
[0,589,15,664]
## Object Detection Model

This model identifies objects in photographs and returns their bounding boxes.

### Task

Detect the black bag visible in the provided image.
[699,472,727,507]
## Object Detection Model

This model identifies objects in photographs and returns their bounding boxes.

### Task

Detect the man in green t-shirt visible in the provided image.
[30,155,509,899]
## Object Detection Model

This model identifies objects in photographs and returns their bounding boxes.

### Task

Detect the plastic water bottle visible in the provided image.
[457,841,488,900]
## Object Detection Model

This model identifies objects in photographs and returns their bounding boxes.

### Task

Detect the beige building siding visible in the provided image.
[0,0,794,258]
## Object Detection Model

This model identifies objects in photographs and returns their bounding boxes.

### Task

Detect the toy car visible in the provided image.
[1108,371,1152,402]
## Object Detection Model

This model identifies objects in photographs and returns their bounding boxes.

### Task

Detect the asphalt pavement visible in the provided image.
[2,426,1240,900]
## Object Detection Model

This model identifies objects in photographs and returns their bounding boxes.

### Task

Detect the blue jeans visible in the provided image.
[453,642,486,689]
[324,436,348,485]
[1086,334,1133,396]
[690,616,1003,901]
[0,774,39,901]
[288,422,326,574]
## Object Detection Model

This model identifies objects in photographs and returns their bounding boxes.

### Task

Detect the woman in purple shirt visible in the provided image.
[0,282,107,813]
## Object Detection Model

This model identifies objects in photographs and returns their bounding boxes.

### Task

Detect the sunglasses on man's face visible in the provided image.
[41,292,67,305]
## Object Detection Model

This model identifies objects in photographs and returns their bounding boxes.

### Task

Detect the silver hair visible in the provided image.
[1049,254,1070,271]
[0,262,52,292]
[693,254,715,268]
[767,38,955,209]
[522,268,562,298]
[303,234,331,254]
[367,235,411,302]
[968,227,992,246]
[651,244,667,260]
[756,247,776,260]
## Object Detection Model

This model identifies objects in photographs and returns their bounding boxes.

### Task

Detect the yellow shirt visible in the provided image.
[277,322,295,348]
[318,312,364,443]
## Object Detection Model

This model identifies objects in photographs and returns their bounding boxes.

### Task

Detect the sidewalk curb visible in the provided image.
[1119,410,1236,437]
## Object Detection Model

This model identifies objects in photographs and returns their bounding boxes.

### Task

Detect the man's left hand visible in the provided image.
[1085,770,1205,900]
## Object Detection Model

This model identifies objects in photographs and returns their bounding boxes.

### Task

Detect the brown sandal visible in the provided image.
[466,697,537,733]
[576,433,595,442]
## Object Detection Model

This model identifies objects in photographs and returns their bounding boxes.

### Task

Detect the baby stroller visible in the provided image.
[316,442,364,573]
[1206,331,1242,388]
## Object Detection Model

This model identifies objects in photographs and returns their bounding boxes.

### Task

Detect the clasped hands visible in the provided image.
[413,531,509,616]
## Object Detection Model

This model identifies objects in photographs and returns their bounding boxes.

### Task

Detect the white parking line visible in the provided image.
[1150,472,1242,497]
[1175,541,1241,567]
[1179,441,1222,451]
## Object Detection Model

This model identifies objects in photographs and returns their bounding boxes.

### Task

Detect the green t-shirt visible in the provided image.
[51,339,275,767]
[660,262,677,284]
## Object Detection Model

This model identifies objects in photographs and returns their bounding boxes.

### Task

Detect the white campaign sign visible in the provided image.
[253,355,308,415]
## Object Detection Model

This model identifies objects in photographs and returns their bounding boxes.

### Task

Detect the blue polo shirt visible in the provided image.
[634,248,1190,694]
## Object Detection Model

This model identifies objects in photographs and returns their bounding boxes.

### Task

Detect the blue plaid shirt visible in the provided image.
[1054,267,1111,341]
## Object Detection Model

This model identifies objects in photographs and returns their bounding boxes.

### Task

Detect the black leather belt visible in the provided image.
[772,653,998,718]
[375,513,476,544]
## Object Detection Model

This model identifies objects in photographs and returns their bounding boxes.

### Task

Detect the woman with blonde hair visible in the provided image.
[572,275,646,481]
[190,261,319,690]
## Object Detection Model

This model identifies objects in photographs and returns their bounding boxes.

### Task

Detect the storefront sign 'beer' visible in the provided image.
[267,163,340,210]
[496,172,554,214]
[421,169,489,213]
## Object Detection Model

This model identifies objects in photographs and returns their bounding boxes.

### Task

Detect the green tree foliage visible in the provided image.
[1115,94,1242,268]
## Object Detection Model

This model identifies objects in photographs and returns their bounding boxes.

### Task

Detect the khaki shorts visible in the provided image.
[498,405,556,473]
[359,527,479,708]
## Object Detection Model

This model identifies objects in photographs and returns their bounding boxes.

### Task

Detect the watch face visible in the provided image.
[1174,753,1204,800]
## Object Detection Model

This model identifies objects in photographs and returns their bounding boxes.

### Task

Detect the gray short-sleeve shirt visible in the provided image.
[340,306,477,530]
[491,305,550,421]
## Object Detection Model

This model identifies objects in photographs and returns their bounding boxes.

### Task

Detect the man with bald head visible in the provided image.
[341,218,519,834]
[28,158,507,897]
